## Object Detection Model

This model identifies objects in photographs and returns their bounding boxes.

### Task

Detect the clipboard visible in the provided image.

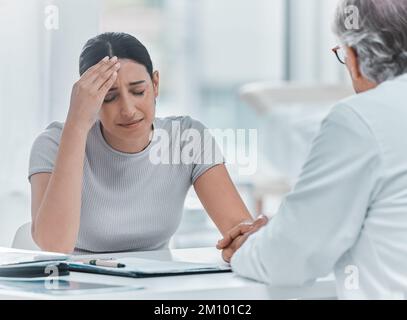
[67,257,231,278]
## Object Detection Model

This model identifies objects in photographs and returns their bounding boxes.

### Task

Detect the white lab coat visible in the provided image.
[231,73,407,299]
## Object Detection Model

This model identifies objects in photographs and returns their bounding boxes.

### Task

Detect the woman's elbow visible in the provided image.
[32,225,75,254]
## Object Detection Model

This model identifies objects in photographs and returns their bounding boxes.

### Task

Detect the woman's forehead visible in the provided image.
[116,58,150,81]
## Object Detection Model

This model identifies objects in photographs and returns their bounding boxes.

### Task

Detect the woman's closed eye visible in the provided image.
[131,90,145,97]
[103,94,116,103]
[103,90,145,103]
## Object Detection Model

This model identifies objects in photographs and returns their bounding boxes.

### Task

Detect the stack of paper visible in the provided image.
[0,247,68,266]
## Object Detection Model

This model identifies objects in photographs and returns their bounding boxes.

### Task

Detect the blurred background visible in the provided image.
[0,0,353,249]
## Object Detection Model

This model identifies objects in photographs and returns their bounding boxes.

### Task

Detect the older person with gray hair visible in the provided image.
[217,0,407,299]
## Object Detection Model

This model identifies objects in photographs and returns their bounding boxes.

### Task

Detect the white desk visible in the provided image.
[0,247,337,300]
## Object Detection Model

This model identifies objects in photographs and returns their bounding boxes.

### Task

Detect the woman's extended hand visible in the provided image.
[66,56,120,133]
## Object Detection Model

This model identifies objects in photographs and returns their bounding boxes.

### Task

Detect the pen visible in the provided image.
[81,259,126,268]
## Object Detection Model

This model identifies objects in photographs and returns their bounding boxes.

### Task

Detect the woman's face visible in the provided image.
[98,58,159,149]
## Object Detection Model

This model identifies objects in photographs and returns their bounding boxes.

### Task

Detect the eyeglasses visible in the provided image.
[332,45,346,65]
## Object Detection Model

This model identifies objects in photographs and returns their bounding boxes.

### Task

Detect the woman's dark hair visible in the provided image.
[79,32,153,78]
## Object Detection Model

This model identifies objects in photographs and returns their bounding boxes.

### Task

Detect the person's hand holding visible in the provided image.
[66,56,120,133]
[216,215,268,263]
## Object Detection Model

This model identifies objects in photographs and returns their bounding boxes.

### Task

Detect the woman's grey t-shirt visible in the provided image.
[28,116,223,254]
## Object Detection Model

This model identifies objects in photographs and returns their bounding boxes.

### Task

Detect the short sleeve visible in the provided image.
[28,122,63,182]
[179,116,225,184]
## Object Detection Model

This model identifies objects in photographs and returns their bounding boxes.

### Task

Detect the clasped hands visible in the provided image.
[216,215,269,263]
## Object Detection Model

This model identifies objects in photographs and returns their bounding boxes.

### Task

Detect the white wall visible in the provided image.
[198,0,286,85]
[0,0,100,247]
[287,0,347,83]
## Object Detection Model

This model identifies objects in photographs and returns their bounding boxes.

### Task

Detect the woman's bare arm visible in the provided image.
[31,56,120,253]
[194,164,253,237]
[31,125,89,253]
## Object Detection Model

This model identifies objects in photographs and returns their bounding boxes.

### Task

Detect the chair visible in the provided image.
[12,222,40,251]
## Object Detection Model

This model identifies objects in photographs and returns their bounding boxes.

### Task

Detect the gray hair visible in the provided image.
[333,0,407,83]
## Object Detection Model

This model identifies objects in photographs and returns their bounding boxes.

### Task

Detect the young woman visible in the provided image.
[29,32,263,254]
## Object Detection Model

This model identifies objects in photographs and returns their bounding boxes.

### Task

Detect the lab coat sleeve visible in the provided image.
[231,103,383,287]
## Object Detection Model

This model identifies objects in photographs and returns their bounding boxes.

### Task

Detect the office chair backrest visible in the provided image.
[12,222,40,251]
